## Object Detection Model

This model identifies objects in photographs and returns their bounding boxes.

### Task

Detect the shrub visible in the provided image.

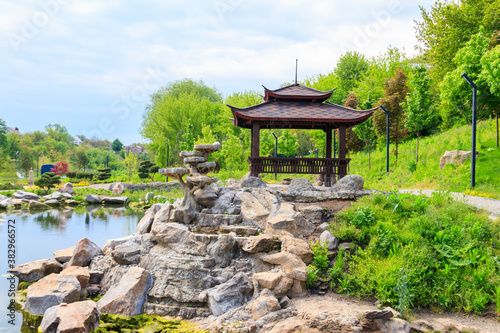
[34,172,60,194]
[95,168,111,181]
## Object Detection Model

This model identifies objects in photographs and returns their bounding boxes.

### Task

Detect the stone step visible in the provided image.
[144,302,211,319]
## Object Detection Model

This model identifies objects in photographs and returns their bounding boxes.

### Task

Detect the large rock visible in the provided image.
[135,212,154,235]
[207,234,237,267]
[85,194,102,204]
[25,273,81,315]
[68,238,103,267]
[251,288,281,321]
[97,267,152,317]
[210,191,237,214]
[288,178,316,192]
[267,202,312,236]
[242,234,280,254]
[140,246,219,304]
[111,241,141,265]
[60,266,90,300]
[280,233,313,264]
[10,258,63,282]
[59,183,75,195]
[365,309,393,320]
[54,247,75,264]
[332,174,364,192]
[261,252,307,282]
[102,196,128,205]
[153,204,173,224]
[200,272,253,316]
[253,272,282,289]
[240,173,267,188]
[319,230,338,250]
[375,318,411,333]
[0,198,13,209]
[29,200,50,210]
[102,236,136,255]
[40,300,100,333]
[193,186,219,207]
[13,190,40,200]
[237,191,270,227]
[440,150,479,170]
[297,205,324,224]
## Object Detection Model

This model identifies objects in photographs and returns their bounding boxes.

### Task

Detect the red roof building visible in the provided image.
[227,83,377,186]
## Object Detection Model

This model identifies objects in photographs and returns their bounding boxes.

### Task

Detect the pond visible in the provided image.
[0,206,144,332]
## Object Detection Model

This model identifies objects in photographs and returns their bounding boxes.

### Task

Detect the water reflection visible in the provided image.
[0,207,144,332]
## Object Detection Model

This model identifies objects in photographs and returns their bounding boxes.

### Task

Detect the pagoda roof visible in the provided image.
[263,84,335,102]
[229,100,377,130]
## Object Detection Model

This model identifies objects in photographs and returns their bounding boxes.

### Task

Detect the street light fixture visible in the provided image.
[379,106,390,174]
[462,73,478,188]
[271,133,278,181]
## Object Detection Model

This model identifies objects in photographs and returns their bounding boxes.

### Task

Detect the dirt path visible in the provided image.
[400,189,500,217]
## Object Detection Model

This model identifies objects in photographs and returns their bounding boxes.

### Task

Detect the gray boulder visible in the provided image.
[288,178,316,192]
[440,150,479,170]
[85,194,102,204]
[68,238,103,267]
[251,288,281,321]
[25,273,81,315]
[135,212,154,235]
[97,267,152,317]
[54,247,75,264]
[111,242,141,265]
[59,183,75,195]
[102,196,129,205]
[200,272,253,316]
[240,173,266,188]
[332,174,364,192]
[207,234,237,267]
[13,190,40,200]
[0,198,13,209]
[10,258,63,282]
[40,300,100,333]
[319,230,338,250]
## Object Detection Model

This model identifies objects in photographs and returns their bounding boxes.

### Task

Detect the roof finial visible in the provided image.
[295,59,298,85]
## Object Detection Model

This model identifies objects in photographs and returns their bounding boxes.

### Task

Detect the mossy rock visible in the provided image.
[94,313,208,333]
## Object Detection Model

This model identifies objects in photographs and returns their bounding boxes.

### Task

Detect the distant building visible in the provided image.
[73,136,83,146]
[7,127,20,134]
[123,145,143,154]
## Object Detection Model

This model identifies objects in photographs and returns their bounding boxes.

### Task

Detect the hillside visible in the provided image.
[349,118,500,198]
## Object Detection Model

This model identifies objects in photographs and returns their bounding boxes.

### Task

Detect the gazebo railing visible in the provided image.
[249,156,350,180]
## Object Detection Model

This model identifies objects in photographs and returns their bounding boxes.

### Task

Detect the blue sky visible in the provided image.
[0,0,435,144]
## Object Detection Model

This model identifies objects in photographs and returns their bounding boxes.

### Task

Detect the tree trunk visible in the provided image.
[416,135,419,163]
[497,113,499,148]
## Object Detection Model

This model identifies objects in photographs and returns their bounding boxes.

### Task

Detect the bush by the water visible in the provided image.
[311,192,500,315]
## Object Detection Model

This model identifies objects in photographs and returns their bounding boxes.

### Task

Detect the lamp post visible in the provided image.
[462,73,478,188]
[379,106,390,174]
[272,133,278,181]
[14,151,19,173]
[165,142,170,182]
[36,153,42,177]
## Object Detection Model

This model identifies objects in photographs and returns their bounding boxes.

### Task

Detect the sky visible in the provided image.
[0,0,436,145]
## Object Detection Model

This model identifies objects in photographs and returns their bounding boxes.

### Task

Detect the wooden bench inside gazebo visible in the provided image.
[228,84,376,186]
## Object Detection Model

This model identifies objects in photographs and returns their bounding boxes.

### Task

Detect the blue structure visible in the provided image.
[41,164,55,175]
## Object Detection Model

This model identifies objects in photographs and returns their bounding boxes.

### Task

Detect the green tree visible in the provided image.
[138,160,158,181]
[141,79,224,165]
[18,148,34,176]
[179,118,195,151]
[344,93,365,152]
[353,118,376,169]
[403,66,439,163]
[334,51,369,94]
[34,172,60,194]
[481,44,500,147]
[217,133,247,176]
[278,130,298,157]
[0,118,7,153]
[123,151,139,181]
[73,149,89,171]
[111,139,123,152]
[440,28,500,128]
[373,67,409,167]
[415,0,500,81]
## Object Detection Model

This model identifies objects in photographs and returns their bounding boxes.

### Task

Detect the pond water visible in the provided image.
[0,206,144,333]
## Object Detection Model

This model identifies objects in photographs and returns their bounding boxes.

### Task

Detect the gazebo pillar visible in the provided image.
[338,125,347,178]
[324,126,332,186]
[250,122,260,176]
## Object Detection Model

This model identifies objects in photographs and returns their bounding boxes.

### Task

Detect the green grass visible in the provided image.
[349,118,500,198]
[313,191,500,316]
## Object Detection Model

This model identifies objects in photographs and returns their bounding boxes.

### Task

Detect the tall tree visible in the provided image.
[344,93,365,152]
[373,68,409,167]
[141,79,224,165]
[415,0,500,81]
[334,51,369,94]
[123,151,139,181]
[481,44,500,147]
[403,66,439,163]
[111,139,123,152]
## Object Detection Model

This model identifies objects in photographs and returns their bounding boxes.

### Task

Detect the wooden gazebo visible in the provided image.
[228,84,376,186]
